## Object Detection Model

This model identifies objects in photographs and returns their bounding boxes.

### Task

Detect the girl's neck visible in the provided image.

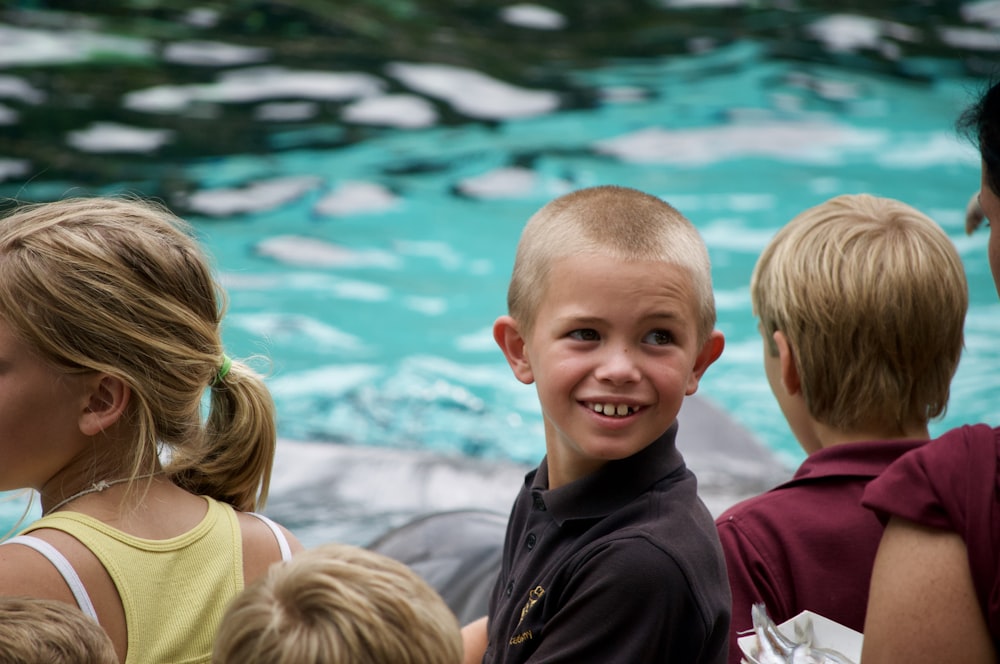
[42,472,161,516]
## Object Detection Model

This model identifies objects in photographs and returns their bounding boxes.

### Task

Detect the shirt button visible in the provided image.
[505,582,514,597]
[526,533,536,549]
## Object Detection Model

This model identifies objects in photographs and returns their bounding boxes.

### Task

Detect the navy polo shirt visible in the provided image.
[483,422,730,664]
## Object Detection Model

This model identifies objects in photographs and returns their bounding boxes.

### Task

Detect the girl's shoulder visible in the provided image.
[235,510,303,582]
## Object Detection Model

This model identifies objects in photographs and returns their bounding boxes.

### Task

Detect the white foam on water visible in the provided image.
[400,354,513,388]
[208,66,385,103]
[499,4,568,30]
[785,71,862,102]
[267,364,383,399]
[228,313,368,353]
[403,296,449,316]
[219,272,391,303]
[182,8,221,28]
[164,40,270,66]
[122,85,195,114]
[457,167,539,199]
[0,75,45,104]
[594,121,886,165]
[806,14,920,53]
[387,62,560,120]
[314,181,400,217]
[962,0,1000,28]
[876,132,980,168]
[938,26,1000,50]
[255,235,401,270]
[125,67,384,113]
[0,25,152,67]
[186,175,320,216]
[342,93,439,128]
[66,122,174,153]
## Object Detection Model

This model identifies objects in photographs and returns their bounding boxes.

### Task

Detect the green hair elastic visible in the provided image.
[213,354,233,387]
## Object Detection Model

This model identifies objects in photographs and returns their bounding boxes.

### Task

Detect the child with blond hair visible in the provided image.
[715,193,967,663]
[213,542,463,664]
[0,196,303,663]
[462,185,730,663]
[0,596,118,664]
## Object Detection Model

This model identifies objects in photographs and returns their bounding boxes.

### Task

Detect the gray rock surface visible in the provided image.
[265,395,792,622]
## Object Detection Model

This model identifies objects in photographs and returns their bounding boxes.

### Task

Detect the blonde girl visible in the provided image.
[0,196,303,663]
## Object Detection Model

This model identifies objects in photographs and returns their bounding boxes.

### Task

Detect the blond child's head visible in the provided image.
[0,196,276,512]
[213,543,463,664]
[751,193,967,435]
[507,185,716,342]
[0,597,118,664]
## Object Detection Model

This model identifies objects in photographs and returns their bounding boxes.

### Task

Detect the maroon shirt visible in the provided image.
[863,424,1000,642]
[716,439,925,664]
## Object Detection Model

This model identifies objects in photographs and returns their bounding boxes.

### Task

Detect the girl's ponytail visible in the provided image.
[169,358,276,512]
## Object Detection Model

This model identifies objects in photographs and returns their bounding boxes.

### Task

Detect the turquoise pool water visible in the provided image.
[201,44,994,466]
[1,5,998,534]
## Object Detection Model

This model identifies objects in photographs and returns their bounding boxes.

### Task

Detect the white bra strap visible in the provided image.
[247,512,292,561]
[3,535,99,620]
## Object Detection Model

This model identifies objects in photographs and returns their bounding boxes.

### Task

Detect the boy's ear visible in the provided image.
[493,315,534,385]
[685,330,725,395]
[79,374,131,436]
[773,330,802,395]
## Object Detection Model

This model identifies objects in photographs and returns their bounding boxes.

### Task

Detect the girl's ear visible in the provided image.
[79,374,131,436]
[493,315,534,385]
[773,330,802,395]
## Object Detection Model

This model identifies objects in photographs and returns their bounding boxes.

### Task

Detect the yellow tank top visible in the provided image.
[23,496,243,664]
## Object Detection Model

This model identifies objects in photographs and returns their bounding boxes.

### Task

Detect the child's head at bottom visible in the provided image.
[212,542,463,664]
[0,596,117,664]
[752,193,968,440]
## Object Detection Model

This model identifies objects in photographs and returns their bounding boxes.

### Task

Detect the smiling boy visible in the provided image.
[461,185,730,664]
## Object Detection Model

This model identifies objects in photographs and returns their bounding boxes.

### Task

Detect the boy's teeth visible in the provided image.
[590,403,632,417]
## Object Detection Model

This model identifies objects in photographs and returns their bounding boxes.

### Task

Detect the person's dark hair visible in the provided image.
[958,80,1000,195]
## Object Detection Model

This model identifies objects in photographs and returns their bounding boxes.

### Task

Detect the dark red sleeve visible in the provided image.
[862,424,1000,635]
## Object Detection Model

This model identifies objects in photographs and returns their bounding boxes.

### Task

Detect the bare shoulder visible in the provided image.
[0,535,79,602]
[863,517,994,663]
[235,511,304,583]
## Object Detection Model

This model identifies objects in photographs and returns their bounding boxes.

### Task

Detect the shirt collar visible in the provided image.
[789,438,927,483]
[530,422,685,525]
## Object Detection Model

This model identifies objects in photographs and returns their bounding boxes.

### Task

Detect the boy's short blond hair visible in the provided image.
[507,185,716,342]
[212,543,463,664]
[0,597,117,664]
[751,193,967,433]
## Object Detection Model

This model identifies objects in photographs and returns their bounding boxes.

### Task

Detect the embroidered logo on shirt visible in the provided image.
[516,585,545,627]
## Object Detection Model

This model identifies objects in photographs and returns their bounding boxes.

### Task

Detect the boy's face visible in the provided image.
[495,253,723,488]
